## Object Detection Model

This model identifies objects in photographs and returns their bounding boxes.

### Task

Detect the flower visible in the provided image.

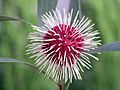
[26,9,101,83]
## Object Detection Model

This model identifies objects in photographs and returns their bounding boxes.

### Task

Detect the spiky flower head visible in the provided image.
[27,9,101,83]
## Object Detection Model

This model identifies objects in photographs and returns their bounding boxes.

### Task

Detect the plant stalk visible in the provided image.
[59,81,62,90]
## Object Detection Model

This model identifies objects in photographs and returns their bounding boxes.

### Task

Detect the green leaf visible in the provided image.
[37,0,58,26]
[56,0,70,13]
[0,57,58,84]
[69,0,79,11]
[0,16,20,21]
[78,0,82,18]
[91,42,120,53]
[0,16,32,25]
[0,58,37,69]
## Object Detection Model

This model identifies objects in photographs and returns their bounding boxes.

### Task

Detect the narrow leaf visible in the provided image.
[0,58,37,69]
[91,42,120,53]
[56,0,70,13]
[69,0,79,18]
[0,16,20,21]
[0,16,32,25]
[0,58,58,84]
[37,0,43,26]
[78,0,82,18]
[37,0,58,26]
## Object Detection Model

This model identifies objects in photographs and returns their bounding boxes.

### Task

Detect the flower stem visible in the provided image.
[59,81,62,90]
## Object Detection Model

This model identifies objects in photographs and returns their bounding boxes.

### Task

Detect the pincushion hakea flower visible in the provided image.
[26,9,101,83]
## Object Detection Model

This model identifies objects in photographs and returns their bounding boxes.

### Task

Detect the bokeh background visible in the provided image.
[0,0,120,90]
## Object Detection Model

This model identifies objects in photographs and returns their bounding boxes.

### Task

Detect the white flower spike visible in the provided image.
[27,9,101,83]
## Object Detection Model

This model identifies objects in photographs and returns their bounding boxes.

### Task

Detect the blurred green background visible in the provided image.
[0,0,120,90]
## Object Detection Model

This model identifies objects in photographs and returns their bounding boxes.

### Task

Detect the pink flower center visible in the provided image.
[42,24,84,67]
